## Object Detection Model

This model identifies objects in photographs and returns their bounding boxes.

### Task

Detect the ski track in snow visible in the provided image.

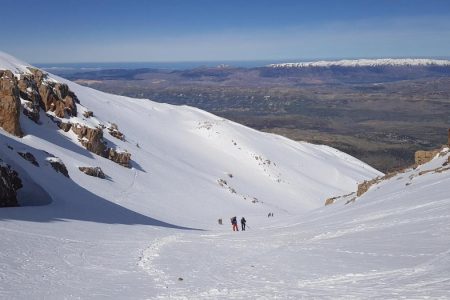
[138,235,181,290]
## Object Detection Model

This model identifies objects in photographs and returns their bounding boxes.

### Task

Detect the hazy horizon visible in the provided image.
[2,0,450,63]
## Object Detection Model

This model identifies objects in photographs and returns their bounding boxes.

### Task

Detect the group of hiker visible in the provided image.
[230,216,246,231]
[217,212,275,231]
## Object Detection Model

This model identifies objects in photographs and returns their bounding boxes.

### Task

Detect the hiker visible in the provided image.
[241,217,246,231]
[231,216,239,231]
[268,212,271,218]
[218,218,222,225]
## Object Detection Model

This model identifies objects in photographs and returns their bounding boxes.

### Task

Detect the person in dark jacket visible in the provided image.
[240,217,247,231]
[231,216,239,231]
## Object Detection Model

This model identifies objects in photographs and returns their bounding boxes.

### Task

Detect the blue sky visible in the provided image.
[2,0,450,63]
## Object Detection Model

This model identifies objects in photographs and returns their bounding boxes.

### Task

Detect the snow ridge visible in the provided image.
[269,58,450,68]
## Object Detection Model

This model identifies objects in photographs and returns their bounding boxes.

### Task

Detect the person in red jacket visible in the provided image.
[231,216,239,231]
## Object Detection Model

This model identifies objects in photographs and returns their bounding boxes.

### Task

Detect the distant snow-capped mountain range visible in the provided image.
[269,58,450,68]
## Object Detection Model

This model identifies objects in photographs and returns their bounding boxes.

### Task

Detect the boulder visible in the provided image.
[107,148,131,168]
[108,123,125,141]
[71,124,106,155]
[0,161,23,207]
[78,166,106,179]
[36,77,77,118]
[17,151,39,166]
[28,68,47,84]
[415,150,440,165]
[58,122,72,132]
[47,157,69,178]
[83,111,94,118]
[325,197,336,206]
[0,70,23,136]
[23,101,40,123]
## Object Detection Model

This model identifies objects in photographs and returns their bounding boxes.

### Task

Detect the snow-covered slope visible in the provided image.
[269,58,450,68]
[2,52,448,299]
[0,52,380,228]
[136,148,450,298]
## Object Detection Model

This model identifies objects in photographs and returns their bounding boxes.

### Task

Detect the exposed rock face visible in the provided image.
[324,197,336,206]
[26,68,79,118]
[1,67,81,135]
[18,74,41,123]
[47,158,69,178]
[107,148,131,168]
[357,179,376,197]
[414,129,450,166]
[415,150,440,165]
[83,111,93,118]
[71,124,106,156]
[58,122,72,132]
[0,70,23,136]
[78,166,106,179]
[18,151,39,166]
[38,83,78,118]
[72,123,131,167]
[108,123,125,141]
[0,162,23,207]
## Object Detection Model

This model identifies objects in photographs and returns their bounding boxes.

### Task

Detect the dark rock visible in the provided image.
[18,74,41,123]
[22,102,40,123]
[17,151,39,166]
[58,122,72,132]
[71,124,106,156]
[0,161,23,207]
[32,73,77,118]
[0,70,23,136]
[47,158,69,178]
[107,148,131,168]
[28,68,47,84]
[83,111,94,118]
[108,123,125,141]
[78,166,106,179]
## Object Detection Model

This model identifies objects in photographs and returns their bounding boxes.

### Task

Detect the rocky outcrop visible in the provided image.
[107,148,131,168]
[58,122,72,132]
[0,70,22,136]
[18,73,41,123]
[79,166,106,179]
[324,197,336,206]
[47,157,69,178]
[26,68,79,118]
[414,129,450,166]
[1,67,81,135]
[38,82,78,118]
[415,149,440,165]
[324,192,355,206]
[18,151,39,166]
[0,161,23,207]
[108,123,125,141]
[71,123,131,167]
[83,111,93,118]
[71,124,106,156]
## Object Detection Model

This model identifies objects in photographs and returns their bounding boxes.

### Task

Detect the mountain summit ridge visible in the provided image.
[269,58,450,68]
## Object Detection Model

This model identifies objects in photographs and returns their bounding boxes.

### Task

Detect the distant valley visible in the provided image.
[60,60,450,172]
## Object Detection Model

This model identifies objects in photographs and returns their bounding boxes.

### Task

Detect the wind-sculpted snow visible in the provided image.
[2,52,446,298]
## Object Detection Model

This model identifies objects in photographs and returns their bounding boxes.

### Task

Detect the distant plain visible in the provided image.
[48,63,450,172]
